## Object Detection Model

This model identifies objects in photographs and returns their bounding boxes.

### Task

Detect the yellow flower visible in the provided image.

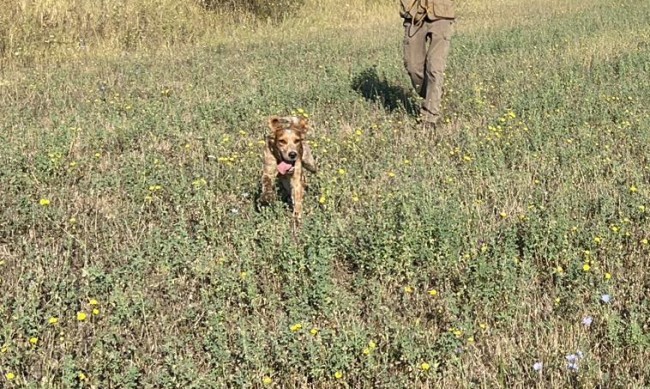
[555,266,563,274]
[290,323,302,333]
[48,317,58,325]
[352,194,359,202]
[5,372,15,380]
[642,239,649,246]
[334,371,343,379]
[404,285,414,294]
[610,225,620,233]
[479,323,488,331]
[355,129,363,136]
[594,236,602,244]
[77,312,87,321]
[604,272,612,280]
[262,376,273,385]
[310,328,319,336]
[39,198,50,206]
[368,340,377,349]
[240,271,248,280]
[420,362,431,371]
[499,212,508,219]
[319,195,327,204]
[387,171,396,178]
[630,185,638,193]
[428,289,438,297]
[192,178,207,188]
[29,337,38,346]
[554,297,561,306]
[89,299,99,306]
[362,347,371,355]
[78,372,87,381]
[583,263,591,272]
[92,308,100,316]
[467,336,475,344]
[337,168,346,175]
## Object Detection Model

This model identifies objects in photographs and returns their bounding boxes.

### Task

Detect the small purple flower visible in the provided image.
[533,362,543,372]
[567,362,579,372]
[601,294,611,303]
[566,354,578,363]
[566,351,584,372]
[582,316,593,327]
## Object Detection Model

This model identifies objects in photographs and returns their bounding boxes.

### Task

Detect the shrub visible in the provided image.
[199,0,305,22]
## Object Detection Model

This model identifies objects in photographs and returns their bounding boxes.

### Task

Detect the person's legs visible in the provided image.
[402,20,428,97]
[421,19,453,125]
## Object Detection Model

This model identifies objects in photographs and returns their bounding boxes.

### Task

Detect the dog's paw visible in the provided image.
[258,192,275,206]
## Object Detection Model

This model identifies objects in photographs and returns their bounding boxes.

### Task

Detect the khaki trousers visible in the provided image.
[403,18,454,124]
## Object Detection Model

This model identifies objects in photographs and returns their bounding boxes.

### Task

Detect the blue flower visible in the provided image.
[533,362,543,372]
[582,316,593,327]
[566,351,584,372]
[567,362,579,372]
[601,294,611,303]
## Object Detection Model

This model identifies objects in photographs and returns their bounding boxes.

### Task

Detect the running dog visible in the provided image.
[259,116,317,224]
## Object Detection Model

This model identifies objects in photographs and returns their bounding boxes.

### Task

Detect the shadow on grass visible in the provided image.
[351,67,419,115]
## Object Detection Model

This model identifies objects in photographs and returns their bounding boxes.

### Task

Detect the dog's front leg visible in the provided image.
[291,162,304,225]
[260,162,277,206]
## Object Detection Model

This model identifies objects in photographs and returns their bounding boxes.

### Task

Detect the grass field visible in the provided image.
[2,0,650,387]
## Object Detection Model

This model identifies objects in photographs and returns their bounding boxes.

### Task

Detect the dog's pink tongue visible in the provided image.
[277,161,294,175]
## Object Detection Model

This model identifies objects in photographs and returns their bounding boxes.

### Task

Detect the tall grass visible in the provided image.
[1,0,650,387]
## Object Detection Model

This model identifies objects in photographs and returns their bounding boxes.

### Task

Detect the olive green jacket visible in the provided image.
[400,0,455,20]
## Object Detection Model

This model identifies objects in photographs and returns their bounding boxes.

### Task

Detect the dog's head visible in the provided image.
[268,116,309,165]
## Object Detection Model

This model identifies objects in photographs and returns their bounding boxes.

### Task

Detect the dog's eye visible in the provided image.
[277,140,287,146]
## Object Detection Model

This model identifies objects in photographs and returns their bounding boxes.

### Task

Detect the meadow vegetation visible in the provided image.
[1,0,650,387]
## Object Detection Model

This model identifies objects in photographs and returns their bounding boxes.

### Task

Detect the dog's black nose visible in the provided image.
[288,151,297,160]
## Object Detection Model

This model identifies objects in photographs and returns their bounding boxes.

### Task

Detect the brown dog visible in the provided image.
[259,116,317,224]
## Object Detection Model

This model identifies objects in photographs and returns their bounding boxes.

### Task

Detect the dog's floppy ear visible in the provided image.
[269,116,293,133]
[268,116,283,133]
[297,117,310,134]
